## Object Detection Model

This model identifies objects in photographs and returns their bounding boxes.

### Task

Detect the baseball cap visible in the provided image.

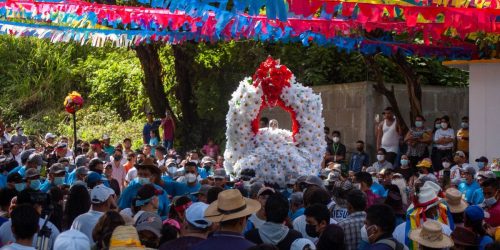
[257,186,275,197]
[463,166,477,177]
[213,169,227,179]
[185,202,213,229]
[75,167,89,176]
[291,238,317,250]
[191,184,211,196]
[27,153,46,166]
[465,205,485,223]
[20,149,36,163]
[88,158,103,169]
[305,175,325,189]
[25,168,40,179]
[45,133,56,140]
[86,171,106,186]
[102,134,110,140]
[135,213,162,237]
[54,229,90,250]
[90,184,115,204]
[417,158,433,168]
[49,163,66,174]
[475,156,489,163]
[75,155,88,167]
[201,156,215,164]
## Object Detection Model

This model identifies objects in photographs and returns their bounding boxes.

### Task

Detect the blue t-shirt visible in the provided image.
[371,182,387,198]
[40,181,56,193]
[67,169,77,185]
[162,181,201,201]
[8,166,24,177]
[197,167,208,179]
[479,235,494,250]
[118,182,170,220]
[0,174,6,189]
[289,207,305,222]
[458,181,484,205]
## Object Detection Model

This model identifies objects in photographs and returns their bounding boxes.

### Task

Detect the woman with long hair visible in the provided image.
[62,184,91,230]
[92,210,126,250]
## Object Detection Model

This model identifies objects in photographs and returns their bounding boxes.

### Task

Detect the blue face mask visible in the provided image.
[15,183,26,192]
[65,167,69,173]
[287,188,293,193]
[30,179,41,190]
[400,159,409,166]
[415,121,423,128]
[478,162,485,169]
[53,176,65,186]
[137,177,150,185]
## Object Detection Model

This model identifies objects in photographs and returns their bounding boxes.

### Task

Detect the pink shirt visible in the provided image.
[202,144,219,158]
[111,159,126,190]
[486,201,500,227]
[365,189,380,208]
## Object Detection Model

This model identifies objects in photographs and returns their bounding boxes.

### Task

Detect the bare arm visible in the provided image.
[376,123,383,149]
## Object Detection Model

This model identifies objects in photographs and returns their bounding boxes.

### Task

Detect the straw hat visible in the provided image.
[451,226,479,247]
[204,189,261,222]
[135,158,161,176]
[409,220,454,248]
[416,158,432,168]
[444,188,468,213]
[109,226,145,250]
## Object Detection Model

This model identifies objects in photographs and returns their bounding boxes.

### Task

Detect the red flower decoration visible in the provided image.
[64,91,84,114]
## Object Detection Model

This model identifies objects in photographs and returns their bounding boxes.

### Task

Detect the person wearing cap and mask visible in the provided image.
[159,202,213,250]
[71,184,116,243]
[24,168,42,191]
[66,155,88,185]
[415,158,438,184]
[481,178,500,227]
[192,189,261,250]
[9,151,41,178]
[47,143,71,168]
[475,156,489,171]
[458,166,484,205]
[7,173,25,193]
[0,189,60,249]
[213,168,230,190]
[40,163,67,193]
[118,158,170,219]
[44,133,57,147]
[450,151,470,185]
[371,148,393,172]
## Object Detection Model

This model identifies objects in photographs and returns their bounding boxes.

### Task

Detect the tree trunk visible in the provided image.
[365,55,409,135]
[172,44,198,149]
[392,53,423,125]
[135,44,174,118]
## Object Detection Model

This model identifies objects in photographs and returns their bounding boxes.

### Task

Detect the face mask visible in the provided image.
[168,166,177,175]
[435,124,441,129]
[360,225,369,242]
[441,122,448,129]
[332,137,340,143]
[415,121,423,127]
[191,160,199,165]
[400,159,409,166]
[305,224,319,238]
[376,155,384,161]
[54,176,65,186]
[461,122,469,129]
[442,162,451,168]
[484,197,497,207]
[30,179,41,190]
[478,162,485,169]
[186,173,197,183]
[14,183,26,192]
[114,155,123,161]
[287,188,293,193]
[137,177,151,185]
[353,183,361,190]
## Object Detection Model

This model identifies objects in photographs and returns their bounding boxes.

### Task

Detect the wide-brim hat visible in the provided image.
[204,189,261,223]
[409,220,454,248]
[445,188,468,213]
[417,158,432,168]
[135,158,161,176]
[451,226,479,247]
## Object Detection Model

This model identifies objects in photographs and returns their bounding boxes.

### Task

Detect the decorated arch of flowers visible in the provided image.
[224,57,326,186]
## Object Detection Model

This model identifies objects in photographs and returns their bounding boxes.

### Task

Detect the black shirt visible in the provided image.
[245,228,302,250]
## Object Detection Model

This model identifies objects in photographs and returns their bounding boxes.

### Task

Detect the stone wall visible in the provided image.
[261,81,469,158]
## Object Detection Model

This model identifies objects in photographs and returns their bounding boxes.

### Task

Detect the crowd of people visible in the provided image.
[0,107,499,250]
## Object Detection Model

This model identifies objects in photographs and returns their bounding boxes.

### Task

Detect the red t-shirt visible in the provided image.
[486,201,500,227]
[162,118,174,140]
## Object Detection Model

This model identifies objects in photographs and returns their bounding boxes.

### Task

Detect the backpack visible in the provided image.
[375,238,405,250]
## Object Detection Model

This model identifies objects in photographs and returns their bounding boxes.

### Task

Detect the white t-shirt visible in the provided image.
[0,243,36,250]
[393,220,452,246]
[293,214,337,242]
[0,218,60,249]
[126,167,137,183]
[70,210,104,243]
[433,128,455,149]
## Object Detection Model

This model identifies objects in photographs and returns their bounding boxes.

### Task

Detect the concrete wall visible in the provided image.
[469,63,500,164]
[262,81,469,157]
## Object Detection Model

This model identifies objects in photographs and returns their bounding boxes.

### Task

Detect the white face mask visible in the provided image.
[442,162,451,168]
[360,225,369,242]
[376,155,384,161]
[332,137,340,143]
[441,122,448,129]
[186,173,197,183]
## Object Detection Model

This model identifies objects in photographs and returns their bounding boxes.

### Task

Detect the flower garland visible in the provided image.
[64,91,84,113]
[224,58,326,186]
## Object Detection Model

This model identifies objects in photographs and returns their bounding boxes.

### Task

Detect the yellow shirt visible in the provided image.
[457,128,469,152]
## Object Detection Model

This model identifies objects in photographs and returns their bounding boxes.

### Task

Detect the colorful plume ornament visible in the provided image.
[64,91,84,114]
